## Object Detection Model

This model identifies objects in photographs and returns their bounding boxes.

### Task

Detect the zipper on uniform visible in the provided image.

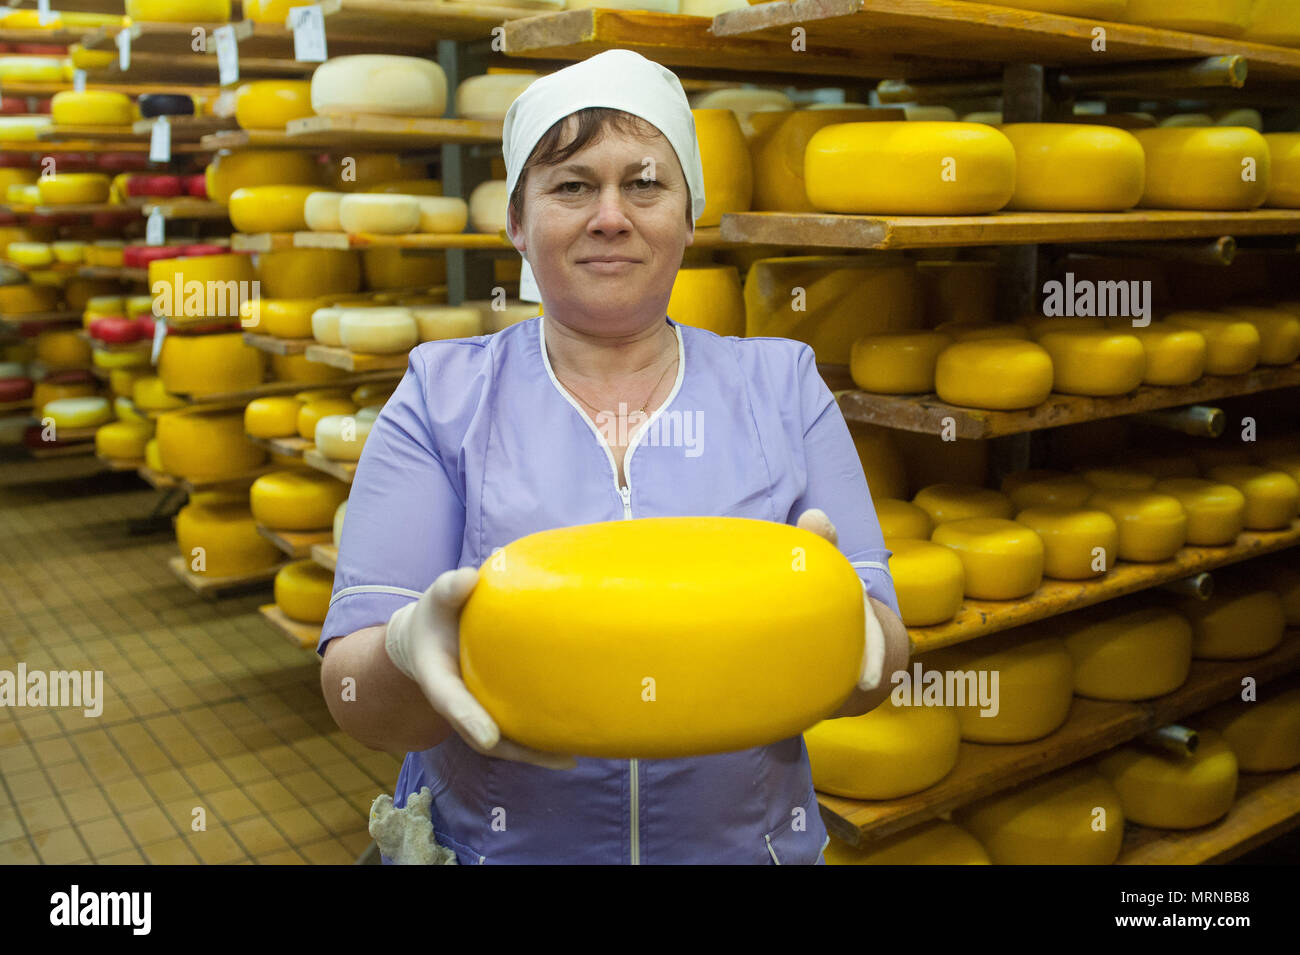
[629,757,640,865]
[619,484,631,520]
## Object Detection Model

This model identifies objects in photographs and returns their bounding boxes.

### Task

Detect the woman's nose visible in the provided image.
[588,185,633,234]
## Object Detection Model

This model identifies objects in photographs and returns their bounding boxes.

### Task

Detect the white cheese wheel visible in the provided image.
[304,191,345,232]
[313,414,373,461]
[416,196,469,234]
[311,307,344,346]
[310,55,448,118]
[454,73,538,120]
[469,180,508,234]
[337,307,418,354]
[411,305,483,341]
[355,405,381,424]
[338,194,421,235]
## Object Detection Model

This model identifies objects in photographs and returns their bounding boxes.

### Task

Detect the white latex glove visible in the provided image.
[796,508,887,692]
[385,566,577,770]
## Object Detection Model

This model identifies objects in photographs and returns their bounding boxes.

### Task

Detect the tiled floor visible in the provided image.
[0,461,402,864]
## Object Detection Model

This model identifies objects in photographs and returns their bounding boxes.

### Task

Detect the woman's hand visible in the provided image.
[385,566,578,771]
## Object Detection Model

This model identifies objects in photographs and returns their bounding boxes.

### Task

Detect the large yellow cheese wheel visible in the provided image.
[667,266,744,337]
[35,330,91,368]
[270,352,348,385]
[930,518,1044,600]
[244,396,303,439]
[43,397,112,429]
[259,249,362,299]
[234,81,314,131]
[243,0,315,23]
[1014,505,1119,579]
[1063,605,1192,700]
[875,499,933,540]
[849,331,951,394]
[934,339,1054,410]
[1245,0,1300,45]
[311,56,447,118]
[361,247,442,291]
[747,108,876,213]
[1085,488,1187,561]
[156,409,266,482]
[1123,324,1207,385]
[691,88,792,137]
[93,349,150,371]
[0,283,59,314]
[37,174,111,206]
[1263,133,1300,207]
[1123,0,1251,36]
[144,438,163,472]
[1001,123,1145,211]
[176,501,281,578]
[127,0,231,19]
[251,470,349,530]
[205,150,322,204]
[1256,558,1300,625]
[240,298,318,339]
[297,398,357,440]
[926,633,1073,743]
[995,0,1126,15]
[848,423,908,501]
[1036,330,1146,396]
[805,701,961,799]
[805,122,1016,214]
[1198,687,1300,772]
[1179,586,1286,659]
[149,253,256,322]
[824,820,990,865]
[1220,306,1300,365]
[8,242,52,267]
[159,332,265,398]
[885,538,965,626]
[227,186,315,233]
[51,91,132,127]
[459,518,865,758]
[1162,312,1260,375]
[109,367,151,400]
[913,483,1014,525]
[131,376,186,413]
[32,380,95,415]
[693,109,753,227]
[1002,469,1095,509]
[1133,127,1270,210]
[1096,731,1238,829]
[743,256,918,364]
[469,180,505,233]
[1151,477,1246,545]
[1080,466,1156,491]
[275,560,334,624]
[1204,465,1299,529]
[957,767,1124,864]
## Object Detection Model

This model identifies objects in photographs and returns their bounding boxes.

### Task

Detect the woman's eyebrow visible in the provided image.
[549,160,672,178]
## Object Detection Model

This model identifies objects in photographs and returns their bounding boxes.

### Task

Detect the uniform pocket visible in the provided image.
[762,787,828,865]
[433,829,486,865]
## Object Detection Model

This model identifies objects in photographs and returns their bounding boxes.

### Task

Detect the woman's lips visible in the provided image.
[578,259,638,273]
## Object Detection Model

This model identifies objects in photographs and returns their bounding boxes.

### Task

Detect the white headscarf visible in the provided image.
[501,49,707,303]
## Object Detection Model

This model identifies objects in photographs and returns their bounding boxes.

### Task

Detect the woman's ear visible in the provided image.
[505,201,526,255]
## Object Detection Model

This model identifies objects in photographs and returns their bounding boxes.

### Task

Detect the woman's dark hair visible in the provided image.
[508,106,693,229]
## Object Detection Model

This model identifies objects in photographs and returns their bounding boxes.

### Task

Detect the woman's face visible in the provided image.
[508,116,694,337]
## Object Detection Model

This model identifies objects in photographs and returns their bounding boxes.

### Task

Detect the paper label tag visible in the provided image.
[146,209,165,246]
[73,70,87,93]
[116,29,131,72]
[150,318,167,366]
[288,6,328,63]
[38,0,54,27]
[149,117,171,164]
[214,25,239,87]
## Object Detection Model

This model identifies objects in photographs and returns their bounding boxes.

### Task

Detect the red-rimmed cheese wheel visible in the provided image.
[0,377,33,402]
[185,175,208,199]
[125,175,184,198]
[88,316,143,344]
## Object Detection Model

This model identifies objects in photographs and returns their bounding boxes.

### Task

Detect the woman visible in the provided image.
[319,49,910,865]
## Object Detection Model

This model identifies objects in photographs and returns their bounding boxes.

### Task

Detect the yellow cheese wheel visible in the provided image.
[270,352,348,385]
[156,409,266,482]
[109,367,150,400]
[132,376,186,413]
[995,0,1126,16]
[454,73,537,121]
[43,397,112,429]
[934,321,1030,342]
[468,179,506,234]
[926,633,1073,743]
[1151,478,1246,545]
[92,349,149,371]
[1179,586,1286,659]
[127,0,231,19]
[1080,467,1157,491]
[159,332,265,398]
[1245,0,1300,45]
[205,150,323,204]
[1133,127,1270,210]
[1014,505,1119,579]
[1122,324,1208,385]
[234,81,314,131]
[243,0,315,23]
[297,398,357,440]
[0,283,59,314]
[1264,133,1300,207]
[1162,313,1260,375]
[743,256,918,364]
[52,241,85,264]
[1205,465,1300,529]
[1085,488,1187,561]
[240,297,318,339]
[885,538,965,626]
[849,331,952,394]
[244,396,303,439]
[275,560,334,624]
[1002,469,1096,509]
[824,820,991,865]
[259,249,362,299]
[934,339,1055,410]
[805,122,1016,214]
[1256,558,1300,625]
[415,197,468,234]
[314,414,372,461]
[176,501,281,579]
[805,701,961,799]
[1123,0,1252,37]
[251,469,349,531]
[37,174,111,206]
[149,253,257,322]
[7,242,52,267]
[747,108,872,213]
[227,186,315,233]
[1063,605,1192,700]
[668,266,744,337]
[930,518,1044,600]
[460,518,865,758]
[145,438,163,472]
[1096,731,1238,829]
[692,109,753,227]
[913,483,1014,525]
[35,330,91,368]
[1220,306,1300,365]
[361,247,442,291]
[1001,123,1145,211]
[849,422,908,501]
[874,498,933,540]
[1036,330,1146,396]
[311,56,448,119]
[338,194,421,235]
[1198,687,1300,772]
[32,380,95,415]
[51,91,133,127]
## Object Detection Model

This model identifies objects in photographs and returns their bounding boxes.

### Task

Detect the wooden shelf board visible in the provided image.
[139,199,229,221]
[76,44,313,83]
[222,17,432,57]
[136,465,178,489]
[0,27,102,44]
[0,79,220,99]
[0,310,80,328]
[176,369,402,405]
[178,467,280,493]
[242,331,309,355]
[39,124,142,142]
[909,521,1300,653]
[302,447,355,485]
[303,343,409,372]
[257,523,332,559]
[820,638,1300,845]
[200,128,298,150]
[248,434,312,458]
[720,210,1300,251]
[258,603,320,651]
[315,0,541,43]
[1118,768,1300,865]
[291,230,513,251]
[96,453,143,472]
[0,399,32,413]
[284,113,503,149]
[27,439,93,459]
[76,265,149,282]
[169,554,278,598]
[130,116,238,142]
[230,231,294,252]
[1,201,135,216]
[840,363,1300,440]
[311,543,338,572]
[4,0,125,13]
